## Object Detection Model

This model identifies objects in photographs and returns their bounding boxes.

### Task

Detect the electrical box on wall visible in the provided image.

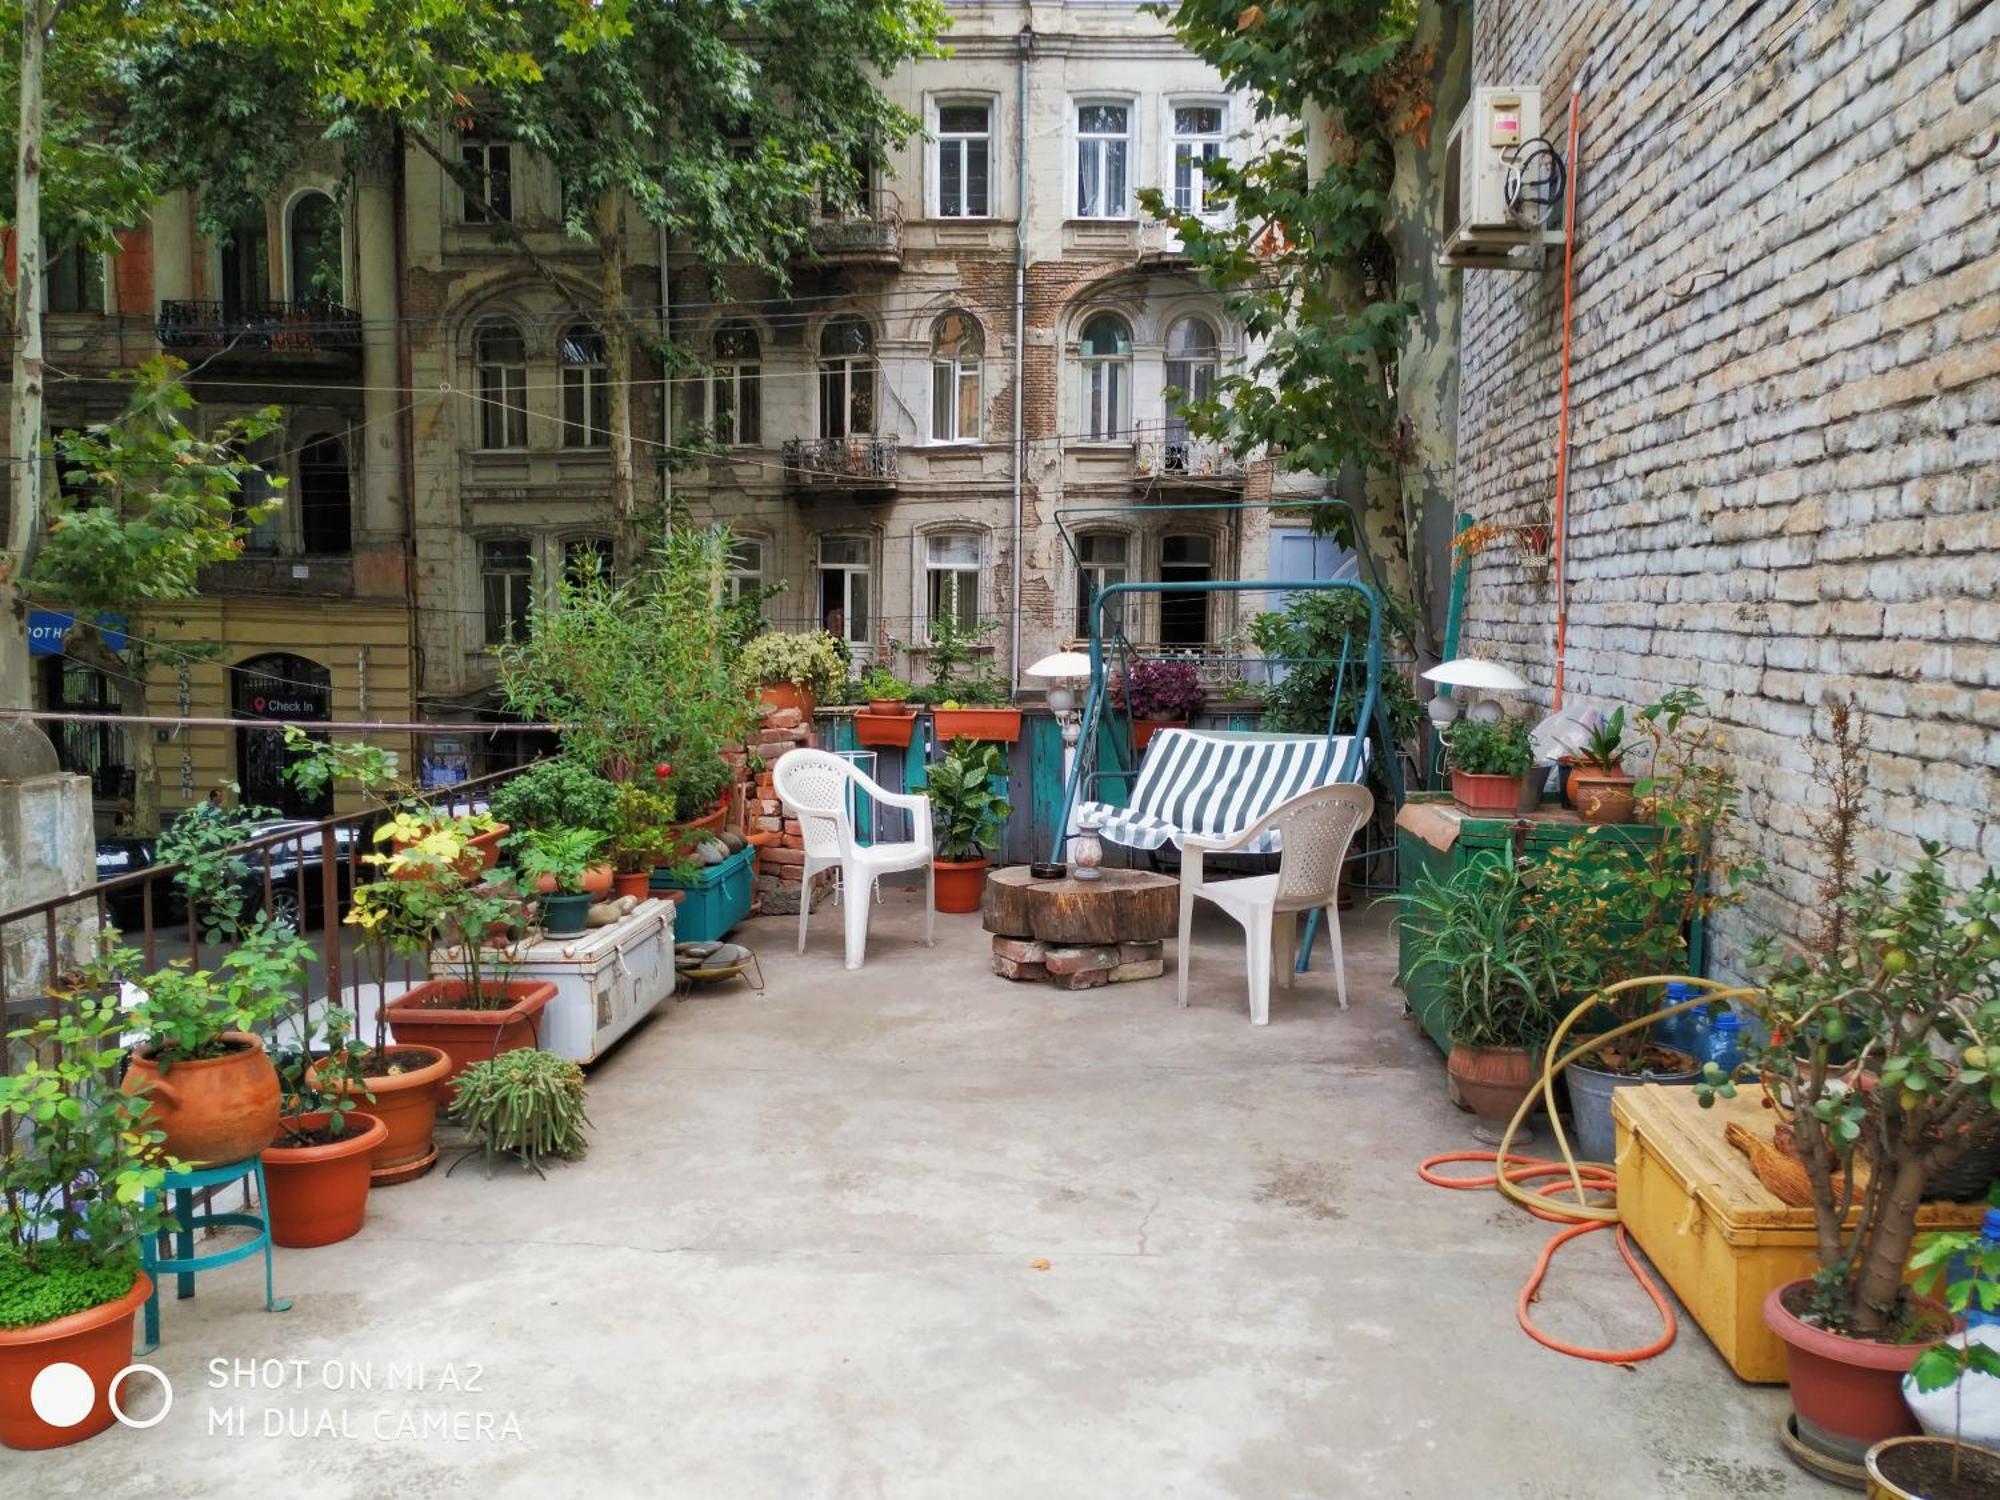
[1441,86,1563,270]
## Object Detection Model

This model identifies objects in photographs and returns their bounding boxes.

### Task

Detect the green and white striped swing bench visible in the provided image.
[1077,728,1368,855]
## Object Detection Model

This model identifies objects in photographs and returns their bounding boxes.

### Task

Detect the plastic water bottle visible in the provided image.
[1703,1009,1744,1079]
[1963,1207,2000,1330]
[1654,981,1702,1058]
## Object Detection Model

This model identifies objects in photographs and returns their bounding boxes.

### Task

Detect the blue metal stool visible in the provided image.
[140,1156,292,1354]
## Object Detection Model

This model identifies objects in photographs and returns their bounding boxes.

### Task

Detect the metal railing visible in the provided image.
[157,298,364,357]
[781,436,900,486]
[1133,429,1245,482]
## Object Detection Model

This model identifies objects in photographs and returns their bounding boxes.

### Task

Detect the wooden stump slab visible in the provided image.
[982,866,1179,945]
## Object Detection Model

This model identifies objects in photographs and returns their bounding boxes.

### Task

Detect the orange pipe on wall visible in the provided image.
[1550,76,1584,710]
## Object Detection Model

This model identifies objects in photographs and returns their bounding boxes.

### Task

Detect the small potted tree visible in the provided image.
[1116,658,1206,750]
[855,667,919,748]
[926,738,1012,913]
[608,783,676,900]
[920,614,1022,743]
[740,629,846,719]
[261,1004,388,1248]
[514,826,609,937]
[1568,707,1640,825]
[1445,716,1533,813]
[1701,846,2000,1467]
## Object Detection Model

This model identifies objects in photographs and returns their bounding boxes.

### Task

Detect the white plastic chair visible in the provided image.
[773,749,935,970]
[1175,784,1374,1025]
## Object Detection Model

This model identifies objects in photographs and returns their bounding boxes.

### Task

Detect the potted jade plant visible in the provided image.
[740,628,846,719]
[1569,707,1640,825]
[261,1003,387,1248]
[1445,716,1533,813]
[1395,858,1563,1141]
[1117,658,1206,750]
[0,994,174,1450]
[608,783,676,900]
[1701,845,2000,1469]
[514,826,609,937]
[926,738,1012,913]
[855,667,919,748]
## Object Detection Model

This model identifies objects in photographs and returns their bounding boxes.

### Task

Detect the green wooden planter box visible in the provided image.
[1394,793,1706,1054]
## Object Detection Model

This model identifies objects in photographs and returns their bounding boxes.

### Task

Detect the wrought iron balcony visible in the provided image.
[156,299,364,374]
[1133,429,1246,489]
[799,191,903,268]
[781,437,899,496]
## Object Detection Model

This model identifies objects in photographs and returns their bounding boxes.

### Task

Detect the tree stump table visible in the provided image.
[982,866,1180,990]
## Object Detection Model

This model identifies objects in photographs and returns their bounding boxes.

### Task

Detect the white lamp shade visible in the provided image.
[1026,651,1094,682]
[1421,657,1529,693]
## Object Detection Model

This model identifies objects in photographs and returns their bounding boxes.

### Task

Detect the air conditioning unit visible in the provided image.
[1441,87,1557,269]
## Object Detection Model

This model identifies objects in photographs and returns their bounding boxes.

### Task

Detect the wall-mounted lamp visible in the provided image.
[1421,657,1529,728]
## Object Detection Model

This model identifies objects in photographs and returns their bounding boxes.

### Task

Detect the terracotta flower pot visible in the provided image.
[1568,767,1638,825]
[854,711,920,749]
[933,856,989,914]
[1450,770,1527,814]
[1765,1279,1955,1465]
[1132,719,1186,752]
[383,978,558,1088]
[121,1033,280,1166]
[931,707,1022,744]
[263,1111,388,1248]
[1446,1043,1539,1143]
[0,1272,152,1450]
[868,699,915,716]
[581,863,614,898]
[760,682,816,718]
[310,1043,451,1185]
[670,804,728,856]
[612,871,652,901]
[1865,1434,2000,1499]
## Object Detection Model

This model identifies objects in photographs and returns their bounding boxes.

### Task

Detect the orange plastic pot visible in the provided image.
[310,1044,451,1185]
[612,871,652,901]
[854,710,919,748]
[383,978,558,1088]
[932,708,1021,744]
[933,856,989,914]
[0,1272,152,1450]
[760,682,816,718]
[1450,770,1526,814]
[121,1033,279,1166]
[263,1111,388,1248]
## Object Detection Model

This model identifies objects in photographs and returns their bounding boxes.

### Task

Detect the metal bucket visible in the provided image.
[1565,1055,1699,1164]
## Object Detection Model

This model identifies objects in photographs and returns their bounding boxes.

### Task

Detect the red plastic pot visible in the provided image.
[932,708,1021,744]
[1763,1279,1953,1463]
[0,1273,152,1450]
[1450,770,1526,814]
[384,978,558,1089]
[263,1111,388,1248]
[933,856,989,913]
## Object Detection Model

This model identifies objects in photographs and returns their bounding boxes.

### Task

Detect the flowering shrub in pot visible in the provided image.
[1116,659,1205,748]
[739,629,846,716]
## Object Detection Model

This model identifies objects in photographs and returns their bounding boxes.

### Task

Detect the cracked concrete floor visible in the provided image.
[15,891,1822,1498]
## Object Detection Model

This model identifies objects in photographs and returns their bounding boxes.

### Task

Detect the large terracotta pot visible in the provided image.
[1765,1280,1953,1465]
[383,978,558,1088]
[1450,770,1526,814]
[612,871,651,901]
[310,1043,451,1185]
[1865,1434,2000,1499]
[1569,768,1638,825]
[121,1033,279,1166]
[0,1272,152,1450]
[933,856,989,914]
[670,803,729,858]
[1446,1043,1539,1143]
[263,1111,388,1248]
[760,682,816,718]
[581,863,614,898]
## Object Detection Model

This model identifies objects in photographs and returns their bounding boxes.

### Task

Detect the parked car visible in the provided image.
[95,820,359,936]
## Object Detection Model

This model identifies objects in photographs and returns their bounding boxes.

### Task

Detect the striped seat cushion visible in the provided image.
[1077,728,1365,854]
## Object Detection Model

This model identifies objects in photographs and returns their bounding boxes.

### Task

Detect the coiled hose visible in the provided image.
[1419,975,1763,1363]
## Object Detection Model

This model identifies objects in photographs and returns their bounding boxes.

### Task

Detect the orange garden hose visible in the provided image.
[1419,976,1764,1363]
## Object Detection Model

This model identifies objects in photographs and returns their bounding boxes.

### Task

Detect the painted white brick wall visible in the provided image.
[1455,0,2000,973]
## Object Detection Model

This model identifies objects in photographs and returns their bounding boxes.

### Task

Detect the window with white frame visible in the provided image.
[1163,316,1219,468]
[935,101,991,218]
[816,533,871,646]
[925,531,981,634]
[930,312,982,443]
[818,317,877,440]
[710,322,761,446]
[1074,531,1129,639]
[725,536,767,605]
[460,139,513,223]
[481,537,534,644]
[1076,104,1131,219]
[1078,312,1132,441]
[1171,104,1225,216]
[559,323,609,447]
[474,319,528,449]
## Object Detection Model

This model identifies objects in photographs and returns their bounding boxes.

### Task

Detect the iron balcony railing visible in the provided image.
[157,299,364,359]
[781,437,900,487]
[1133,428,1245,482]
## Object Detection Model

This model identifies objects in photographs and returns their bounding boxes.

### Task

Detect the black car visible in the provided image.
[95,820,359,936]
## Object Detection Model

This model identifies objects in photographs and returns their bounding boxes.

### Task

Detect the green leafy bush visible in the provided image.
[1394,860,1564,1050]
[512,827,607,896]
[859,666,912,703]
[1248,589,1421,747]
[489,758,620,839]
[450,1048,591,1174]
[119,920,311,1065]
[739,630,846,695]
[926,739,1012,860]
[1447,717,1532,777]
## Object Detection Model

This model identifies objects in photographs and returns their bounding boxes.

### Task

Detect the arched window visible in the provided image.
[1078,313,1131,441]
[1074,530,1129,639]
[930,312,983,443]
[474,320,528,449]
[1163,317,1219,468]
[298,435,351,555]
[234,653,333,818]
[560,323,608,447]
[221,210,270,313]
[818,317,876,440]
[711,322,761,446]
[288,192,342,302]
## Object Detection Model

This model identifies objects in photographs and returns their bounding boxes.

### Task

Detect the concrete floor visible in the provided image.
[17,892,1823,1498]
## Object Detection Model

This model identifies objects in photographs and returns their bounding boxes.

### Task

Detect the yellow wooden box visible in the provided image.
[1611,1084,1988,1384]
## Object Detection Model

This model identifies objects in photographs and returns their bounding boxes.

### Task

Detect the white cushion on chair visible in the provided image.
[1079,728,1366,853]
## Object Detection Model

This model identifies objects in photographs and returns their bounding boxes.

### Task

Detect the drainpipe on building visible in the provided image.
[1550,66,1586,711]
[392,126,423,724]
[1010,22,1033,693]
[660,222,673,527]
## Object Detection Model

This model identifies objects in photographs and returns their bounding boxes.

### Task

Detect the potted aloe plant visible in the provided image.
[514,826,609,937]
[925,738,1012,913]
[1117,658,1206,750]
[1445,716,1533,813]
[0,994,175,1450]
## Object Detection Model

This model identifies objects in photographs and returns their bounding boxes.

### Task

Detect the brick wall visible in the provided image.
[1454,0,2000,972]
